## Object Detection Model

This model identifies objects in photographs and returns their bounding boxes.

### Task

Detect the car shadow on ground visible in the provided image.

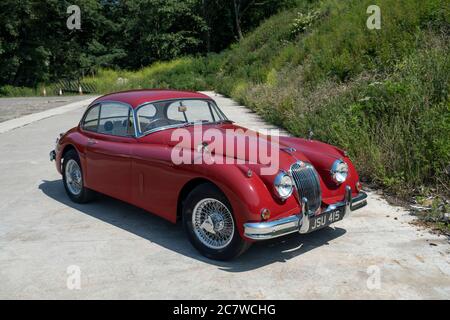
[39,180,346,272]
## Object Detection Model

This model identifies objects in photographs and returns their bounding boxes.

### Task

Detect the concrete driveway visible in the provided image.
[0,96,96,123]
[0,93,449,299]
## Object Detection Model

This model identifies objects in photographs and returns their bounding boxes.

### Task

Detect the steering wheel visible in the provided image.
[143,118,170,131]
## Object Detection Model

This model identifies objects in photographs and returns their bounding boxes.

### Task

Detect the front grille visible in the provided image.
[290,162,322,214]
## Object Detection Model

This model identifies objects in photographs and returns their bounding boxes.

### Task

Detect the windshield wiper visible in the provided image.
[213,119,233,124]
[180,119,233,128]
[181,120,209,127]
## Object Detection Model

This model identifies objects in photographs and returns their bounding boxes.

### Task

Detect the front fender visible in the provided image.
[190,162,301,240]
[56,128,88,180]
[279,136,361,200]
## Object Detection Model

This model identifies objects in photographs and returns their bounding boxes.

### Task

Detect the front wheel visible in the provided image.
[182,183,251,261]
[62,149,94,203]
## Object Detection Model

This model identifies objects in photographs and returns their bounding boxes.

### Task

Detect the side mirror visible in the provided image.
[308,128,314,141]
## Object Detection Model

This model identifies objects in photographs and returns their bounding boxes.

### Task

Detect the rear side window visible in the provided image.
[97,103,135,137]
[82,105,100,132]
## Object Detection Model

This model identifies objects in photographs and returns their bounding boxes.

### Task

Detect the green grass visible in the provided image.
[0,85,42,97]
[2,0,449,200]
[214,0,449,197]
[82,56,220,93]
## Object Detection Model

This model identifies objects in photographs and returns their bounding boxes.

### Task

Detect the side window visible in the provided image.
[82,105,100,132]
[136,104,157,133]
[98,103,135,137]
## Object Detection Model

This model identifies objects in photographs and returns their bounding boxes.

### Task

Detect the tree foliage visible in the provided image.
[0,0,295,87]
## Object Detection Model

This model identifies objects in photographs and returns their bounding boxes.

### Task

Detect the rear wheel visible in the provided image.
[62,149,94,203]
[182,183,251,260]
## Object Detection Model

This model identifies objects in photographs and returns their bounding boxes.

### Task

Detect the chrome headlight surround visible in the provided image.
[331,159,349,184]
[274,171,294,200]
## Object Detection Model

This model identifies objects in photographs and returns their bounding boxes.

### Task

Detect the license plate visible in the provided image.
[308,208,344,232]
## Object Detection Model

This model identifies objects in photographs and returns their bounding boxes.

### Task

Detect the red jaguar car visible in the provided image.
[50,89,367,260]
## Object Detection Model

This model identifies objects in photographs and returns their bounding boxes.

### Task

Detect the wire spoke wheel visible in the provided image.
[65,159,82,196]
[192,198,234,250]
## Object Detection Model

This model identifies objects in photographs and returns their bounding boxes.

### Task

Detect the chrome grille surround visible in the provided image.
[290,161,322,215]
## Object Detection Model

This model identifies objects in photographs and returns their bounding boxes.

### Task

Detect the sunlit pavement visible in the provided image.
[0,93,448,299]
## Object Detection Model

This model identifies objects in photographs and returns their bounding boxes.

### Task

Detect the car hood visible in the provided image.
[165,123,343,174]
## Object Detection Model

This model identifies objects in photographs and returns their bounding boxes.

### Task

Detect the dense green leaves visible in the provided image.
[0,0,294,87]
[213,0,450,196]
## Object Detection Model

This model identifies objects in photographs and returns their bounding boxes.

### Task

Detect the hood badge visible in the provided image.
[281,147,296,155]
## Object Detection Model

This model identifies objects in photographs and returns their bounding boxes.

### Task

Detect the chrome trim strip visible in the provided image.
[244,191,368,240]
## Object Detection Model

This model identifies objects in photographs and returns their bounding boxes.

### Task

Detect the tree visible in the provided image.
[0,0,296,86]
[109,0,208,69]
[0,0,116,86]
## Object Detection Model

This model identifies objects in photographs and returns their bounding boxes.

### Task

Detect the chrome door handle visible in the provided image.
[87,138,97,146]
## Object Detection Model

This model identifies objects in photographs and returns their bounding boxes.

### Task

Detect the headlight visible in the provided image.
[331,159,349,184]
[274,172,294,199]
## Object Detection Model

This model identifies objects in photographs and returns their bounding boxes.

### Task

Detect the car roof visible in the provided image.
[92,89,212,109]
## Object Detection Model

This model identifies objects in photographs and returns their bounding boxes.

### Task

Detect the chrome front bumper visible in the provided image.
[244,186,368,240]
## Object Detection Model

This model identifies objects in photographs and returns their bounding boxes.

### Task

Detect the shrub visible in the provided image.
[213,0,449,196]
[290,10,321,38]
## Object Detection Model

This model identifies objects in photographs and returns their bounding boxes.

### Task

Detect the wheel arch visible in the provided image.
[56,144,78,174]
[58,143,86,179]
[176,178,223,221]
[62,144,77,158]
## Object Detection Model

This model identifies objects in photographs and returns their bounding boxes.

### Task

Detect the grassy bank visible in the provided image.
[2,0,449,206]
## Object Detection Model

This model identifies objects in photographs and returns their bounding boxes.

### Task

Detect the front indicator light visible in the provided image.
[356,181,362,192]
[261,208,271,220]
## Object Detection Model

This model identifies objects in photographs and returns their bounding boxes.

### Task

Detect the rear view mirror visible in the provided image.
[178,105,187,112]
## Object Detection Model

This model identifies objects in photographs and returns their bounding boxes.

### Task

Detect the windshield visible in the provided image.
[136,99,229,135]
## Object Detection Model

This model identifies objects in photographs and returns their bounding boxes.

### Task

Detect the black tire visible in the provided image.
[182,183,251,260]
[62,149,94,204]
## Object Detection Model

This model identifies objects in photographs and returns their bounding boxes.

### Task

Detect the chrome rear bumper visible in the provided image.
[244,186,368,240]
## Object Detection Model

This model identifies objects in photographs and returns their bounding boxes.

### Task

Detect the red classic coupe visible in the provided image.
[50,89,367,260]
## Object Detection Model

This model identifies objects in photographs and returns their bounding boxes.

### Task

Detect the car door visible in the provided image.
[81,102,136,203]
[130,102,182,222]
